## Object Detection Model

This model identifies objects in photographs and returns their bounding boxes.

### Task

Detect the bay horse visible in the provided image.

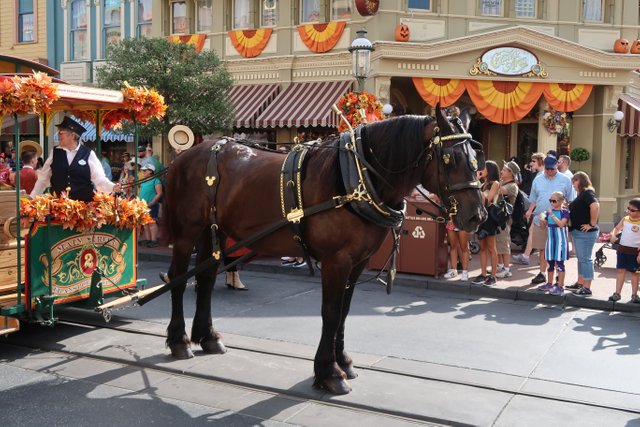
[159,106,486,394]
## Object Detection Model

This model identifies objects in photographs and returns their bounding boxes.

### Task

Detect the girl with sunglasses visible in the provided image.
[537,191,569,295]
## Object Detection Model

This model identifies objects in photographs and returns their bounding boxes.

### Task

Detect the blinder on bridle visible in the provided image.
[435,132,484,192]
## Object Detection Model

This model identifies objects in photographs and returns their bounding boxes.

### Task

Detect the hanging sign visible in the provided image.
[470,46,547,78]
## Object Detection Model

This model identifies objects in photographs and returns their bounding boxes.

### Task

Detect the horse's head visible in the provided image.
[421,105,487,232]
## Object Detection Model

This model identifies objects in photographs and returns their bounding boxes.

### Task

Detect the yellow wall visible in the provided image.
[0,0,48,65]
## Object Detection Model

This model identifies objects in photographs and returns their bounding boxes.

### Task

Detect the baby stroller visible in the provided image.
[594,232,616,268]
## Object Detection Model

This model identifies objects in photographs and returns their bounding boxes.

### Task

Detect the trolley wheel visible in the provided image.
[469,241,480,254]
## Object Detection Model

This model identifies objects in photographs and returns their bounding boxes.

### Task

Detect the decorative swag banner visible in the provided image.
[412,78,465,108]
[228,28,273,58]
[543,83,593,112]
[413,79,593,124]
[167,34,207,53]
[297,21,346,53]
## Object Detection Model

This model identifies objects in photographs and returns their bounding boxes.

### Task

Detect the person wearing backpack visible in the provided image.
[495,161,520,278]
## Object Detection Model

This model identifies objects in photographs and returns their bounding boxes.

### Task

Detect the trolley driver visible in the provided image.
[30,116,122,201]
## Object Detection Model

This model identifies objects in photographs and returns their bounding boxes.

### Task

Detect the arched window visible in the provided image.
[261,0,278,27]
[70,0,88,60]
[197,0,213,33]
[138,0,153,38]
[103,0,121,56]
[17,0,35,43]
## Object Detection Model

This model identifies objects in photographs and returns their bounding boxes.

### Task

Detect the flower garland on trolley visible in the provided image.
[21,192,154,233]
[71,81,167,130]
[335,90,384,133]
[0,72,60,117]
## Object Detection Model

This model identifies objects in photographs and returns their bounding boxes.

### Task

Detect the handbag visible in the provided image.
[488,193,513,227]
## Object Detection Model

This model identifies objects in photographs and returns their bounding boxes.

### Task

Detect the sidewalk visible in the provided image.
[138,243,640,314]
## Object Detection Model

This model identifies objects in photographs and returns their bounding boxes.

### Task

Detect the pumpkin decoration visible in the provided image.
[395,23,410,42]
[613,38,630,53]
[355,0,379,16]
[631,40,640,54]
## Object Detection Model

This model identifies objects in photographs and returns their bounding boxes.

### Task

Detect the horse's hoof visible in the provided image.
[169,343,194,359]
[341,365,358,380]
[314,378,352,395]
[200,337,227,354]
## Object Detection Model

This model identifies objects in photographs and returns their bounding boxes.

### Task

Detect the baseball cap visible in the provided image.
[141,163,155,172]
[138,145,146,152]
[544,156,558,169]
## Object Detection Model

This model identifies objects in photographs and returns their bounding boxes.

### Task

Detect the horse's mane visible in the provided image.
[362,115,434,200]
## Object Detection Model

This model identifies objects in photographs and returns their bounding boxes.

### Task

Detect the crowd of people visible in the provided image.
[441,149,640,304]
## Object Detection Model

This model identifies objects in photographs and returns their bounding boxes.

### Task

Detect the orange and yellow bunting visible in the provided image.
[228,29,272,58]
[297,21,346,53]
[464,80,545,124]
[167,34,207,53]
[412,78,465,107]
[543,83,592,112]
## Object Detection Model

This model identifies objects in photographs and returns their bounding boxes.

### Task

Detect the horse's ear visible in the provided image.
[457,107,472,132]
[434,103,453,135]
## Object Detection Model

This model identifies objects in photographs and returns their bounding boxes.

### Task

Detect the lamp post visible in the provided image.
[349,29,374,94]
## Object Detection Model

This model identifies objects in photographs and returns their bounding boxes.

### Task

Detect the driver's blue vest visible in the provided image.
[50,144,94,202]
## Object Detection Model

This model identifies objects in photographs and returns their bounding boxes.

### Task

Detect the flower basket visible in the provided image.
[21,192,154,233]
[336,90,384,133]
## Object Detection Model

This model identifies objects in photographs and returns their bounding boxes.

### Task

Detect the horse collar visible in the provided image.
[338,130,405,229]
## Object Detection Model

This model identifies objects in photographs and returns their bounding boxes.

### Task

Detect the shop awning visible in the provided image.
[78,120,134,143]
[229,84,280,128]
[255,80,352,128]
[618,94,640,137]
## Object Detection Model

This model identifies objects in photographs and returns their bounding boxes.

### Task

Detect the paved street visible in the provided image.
[2,258,640,426]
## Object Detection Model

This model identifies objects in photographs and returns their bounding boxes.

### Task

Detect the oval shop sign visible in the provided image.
[481,47,539,76]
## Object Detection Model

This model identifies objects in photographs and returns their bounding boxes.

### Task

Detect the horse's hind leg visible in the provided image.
[335,259,367,380]
[314,258,353,395]
[167,238,196,359]
[191,228,226,354]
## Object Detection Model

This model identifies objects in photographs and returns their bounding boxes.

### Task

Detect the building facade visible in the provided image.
[49,0,640,225]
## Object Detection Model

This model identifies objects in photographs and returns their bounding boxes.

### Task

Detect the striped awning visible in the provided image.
[255,80,352,128]
[229,84,280,128]
[618,94,640,137]
[76,119,134,143]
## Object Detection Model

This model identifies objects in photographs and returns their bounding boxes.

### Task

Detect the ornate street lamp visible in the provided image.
[349,29,374,94]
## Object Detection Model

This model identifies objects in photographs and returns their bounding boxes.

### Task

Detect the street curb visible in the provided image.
[138,250,640,314]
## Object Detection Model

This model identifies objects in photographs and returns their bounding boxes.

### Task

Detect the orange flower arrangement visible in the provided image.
[336,90,384,132]
[121,82,167,124]
[21,192,154,233]
[0,72,59,117]
[70,82,167,130]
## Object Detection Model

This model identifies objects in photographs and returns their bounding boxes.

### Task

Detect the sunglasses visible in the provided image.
[627,207,640,212]
[549,199,560,203]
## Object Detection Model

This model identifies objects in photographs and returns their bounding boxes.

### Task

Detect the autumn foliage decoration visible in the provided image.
[70,82,167,130]
[0,72,60,118]
[335,90,384,133]
[297,21,346,53]
[229,29,273,58]
[21,192,154,233]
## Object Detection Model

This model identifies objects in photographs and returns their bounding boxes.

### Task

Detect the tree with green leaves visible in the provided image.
[95,37,234,139]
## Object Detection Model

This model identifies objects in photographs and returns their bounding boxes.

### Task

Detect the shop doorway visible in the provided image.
[516,123,538,168]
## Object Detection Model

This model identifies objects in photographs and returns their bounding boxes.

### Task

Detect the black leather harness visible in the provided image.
[138,123,479,305]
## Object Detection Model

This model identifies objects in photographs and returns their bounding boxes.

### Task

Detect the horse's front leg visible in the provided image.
[335,259,368,380]
[167,239,195,359]
[314,258,352,395]
[191,230,226,354]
